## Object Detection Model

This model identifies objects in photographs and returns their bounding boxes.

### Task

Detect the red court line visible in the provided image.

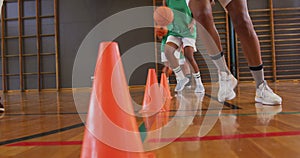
[6,130,300,146]
[148,130,300,143]
[7,141,82,146]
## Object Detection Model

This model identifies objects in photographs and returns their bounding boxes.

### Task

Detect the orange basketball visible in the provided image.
[153,6,174,26]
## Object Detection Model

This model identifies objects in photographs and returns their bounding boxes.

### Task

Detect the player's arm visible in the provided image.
[188,8,196,33]
[155,0,168,39]
[188,19,196,33]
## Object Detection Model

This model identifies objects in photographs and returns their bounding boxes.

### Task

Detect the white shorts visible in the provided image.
[161,50,185,65]
[166,35,197,52]
[186,0,232,9]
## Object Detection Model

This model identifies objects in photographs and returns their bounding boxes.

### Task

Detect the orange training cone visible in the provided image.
[143,111,168,131]
[140,69,164,114]
[160,73,172,99]
[81,42,154,158]
[162,98,171,124]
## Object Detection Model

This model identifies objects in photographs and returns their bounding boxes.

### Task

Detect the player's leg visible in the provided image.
[225,0,263,86]
[176,50,192,88]
[162,47,192,87]
[161,38,173,83]
[188,0,236,101]
[181,62,192,88]
[184,46,205,93]
[161,50,173,78]
[182,38,205,93]
[188,0,223,53]
[162,64,172,85]
[225,0,281,104]
[188,0,227,72]
[165,36,189,92]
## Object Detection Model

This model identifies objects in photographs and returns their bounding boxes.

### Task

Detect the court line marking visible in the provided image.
[2,111,300,117]
[0,101,292,146]
[4,112,87,116]
[2,108,229,116]
[6,130,300,146]
[7,141,82,146]
[0,123,84,146]
[147,130,300,143]
[204,94,241,109]
[2,110,300,146]
[2,110,298,146]
[2,94,239,117]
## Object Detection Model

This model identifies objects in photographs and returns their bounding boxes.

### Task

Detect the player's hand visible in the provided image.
[155,26,168,38]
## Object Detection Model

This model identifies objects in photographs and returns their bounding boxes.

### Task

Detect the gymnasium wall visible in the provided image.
[237,0,300,81]
[60,0,300,87]
[0,0,58,91]
[59,0,155,88]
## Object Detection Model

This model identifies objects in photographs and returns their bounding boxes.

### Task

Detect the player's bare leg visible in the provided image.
[188,0,237,101]
[226,0,281,104]
[184,46,204,93]
[165,42,189,92]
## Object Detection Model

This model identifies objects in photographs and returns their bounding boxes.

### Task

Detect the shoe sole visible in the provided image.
[194,90,205,93]
[218,91,235,102]
[255,97,282,105]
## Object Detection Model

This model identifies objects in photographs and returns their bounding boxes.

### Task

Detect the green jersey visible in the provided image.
[166,0,196,39]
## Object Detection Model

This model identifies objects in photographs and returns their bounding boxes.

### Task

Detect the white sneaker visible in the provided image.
[255,81,282,105]
[185,76,192,89]
[218,72,238,102]
[175,77,189,92]
[194,84,205,93]
[185,81,192,89]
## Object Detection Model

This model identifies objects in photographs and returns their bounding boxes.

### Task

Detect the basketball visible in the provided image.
[155,26,168,37]
[153,6,174,26]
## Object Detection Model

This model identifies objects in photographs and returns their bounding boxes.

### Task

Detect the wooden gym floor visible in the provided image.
[0,81,300,158]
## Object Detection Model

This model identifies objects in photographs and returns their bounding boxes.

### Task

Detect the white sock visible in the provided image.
[173,66,185,80]
[249,65,264,88]
[211,52,230,74]
[193,72,202,85]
